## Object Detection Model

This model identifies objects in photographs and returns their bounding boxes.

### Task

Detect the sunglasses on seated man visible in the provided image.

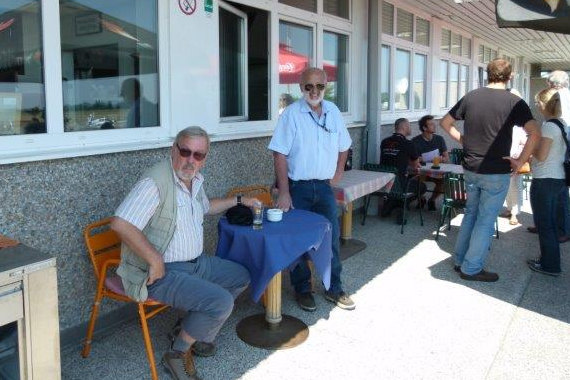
[304,83,326,92]
[176,143,207,161]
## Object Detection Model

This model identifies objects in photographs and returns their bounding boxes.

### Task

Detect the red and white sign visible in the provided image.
[178,0,197,15]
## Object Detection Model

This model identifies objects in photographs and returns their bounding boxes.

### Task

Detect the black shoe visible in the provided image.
[453,265,461,273]
[427,200,436,211]
[295,292,316,312]
[527,226,538,234]
[526,258,540,266]
[168,319,216,357]
[323,291,356,310]
[528,261,561,277]
[460,270,499,282]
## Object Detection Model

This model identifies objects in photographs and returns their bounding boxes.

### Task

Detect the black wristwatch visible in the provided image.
[236,195,242,205]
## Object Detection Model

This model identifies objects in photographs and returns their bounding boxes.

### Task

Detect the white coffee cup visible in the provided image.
[267,208,283,222]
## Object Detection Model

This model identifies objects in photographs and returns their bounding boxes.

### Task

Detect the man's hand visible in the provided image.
[503,156,523,175]
[330,172,343,186]
[276,191,293,211]
[147,256,165,285]
[241,196,259,208]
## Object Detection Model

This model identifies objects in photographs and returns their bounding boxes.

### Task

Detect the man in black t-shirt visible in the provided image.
[380,118,426,223]
[412,114,449,211]
[440,58,540,282]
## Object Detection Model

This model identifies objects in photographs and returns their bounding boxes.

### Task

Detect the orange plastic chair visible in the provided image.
[81,217,168,380]
[226,184,273,207]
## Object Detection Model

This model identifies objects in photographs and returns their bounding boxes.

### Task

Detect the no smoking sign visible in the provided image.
[178,0,197,15]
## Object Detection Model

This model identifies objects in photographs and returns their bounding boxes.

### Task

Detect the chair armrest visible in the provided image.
[100,258,121,279]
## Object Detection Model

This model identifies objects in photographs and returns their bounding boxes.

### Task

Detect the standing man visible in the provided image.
[412,114,450,211]
[268,67,355,311]
[112,127,255,380]
[440,58,540,282]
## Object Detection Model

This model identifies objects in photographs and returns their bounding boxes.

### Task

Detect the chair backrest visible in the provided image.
[449,148,465,165]
[83,217,121,279]
[362,163,406,194]
[443,172,467,202]
[226,184,273,207]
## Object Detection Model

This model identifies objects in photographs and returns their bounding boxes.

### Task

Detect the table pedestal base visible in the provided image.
[236,314,309,349]
[340,238,367,261]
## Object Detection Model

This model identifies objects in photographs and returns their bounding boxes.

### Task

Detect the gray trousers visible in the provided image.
[147,255,250,342]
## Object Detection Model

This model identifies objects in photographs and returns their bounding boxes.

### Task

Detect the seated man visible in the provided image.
[380,118,427,224]
[111,126,256,380]
[411,114,450,211]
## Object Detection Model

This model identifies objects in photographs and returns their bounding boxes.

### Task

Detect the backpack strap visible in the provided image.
[548,118,570,159]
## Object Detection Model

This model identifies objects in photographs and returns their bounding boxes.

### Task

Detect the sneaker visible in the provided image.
[527,226,538,234]
[460,270,499,282]
[499,210,512,218]
[295,292,316,312]
[528,261,561,277]
[427,200,436,211]
[324,291,356,310]
[509,216,519,225]
[168,319,216,357]
[526,258,540,266]
[162,350,201,380]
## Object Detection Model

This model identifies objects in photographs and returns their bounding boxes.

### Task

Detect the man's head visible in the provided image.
[120,78,141,102]
[299,67,327,108]
[171,126,210,182]
[394,117,411,136]
[418,115,435,134]
[547,70,569,90]
[486,59,512,84]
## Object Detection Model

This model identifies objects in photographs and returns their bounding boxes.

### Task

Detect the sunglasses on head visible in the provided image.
[176,143,207,161]
[304,83,326,92]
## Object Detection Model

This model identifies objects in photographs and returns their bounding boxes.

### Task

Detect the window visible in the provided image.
[382,2,394,36]
[461,37,471,59]
[440,27,471,108]
[439,60,449,108]
[324,31,349,112]
[324,0,349,19]
[415,18,430,47]
[279,21,313,105]
[279,0,317,13]
[220,2,269,121]
[449,63,459,105]
[60,0,159,131]
[394,49,410,110]
[441,29,451,53]
[451,32,461,56]
[413,53,426,109]
[396,9,413,42]
[0,1,45,136]
[460,65,469,98]
[380,45,391,111]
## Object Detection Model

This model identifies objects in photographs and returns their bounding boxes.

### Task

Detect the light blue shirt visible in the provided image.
[268,99,352,180]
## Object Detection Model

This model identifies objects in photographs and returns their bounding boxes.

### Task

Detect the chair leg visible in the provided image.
[435,206,448,241]
[400,199,406,234]
[361,195,371,225]
[139,304,159,380]
[81,294,103,358]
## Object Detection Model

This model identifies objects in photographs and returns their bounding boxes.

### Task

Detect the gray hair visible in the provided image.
[300,67,327,84]
[175,126,210,150]
[547,70,569,89]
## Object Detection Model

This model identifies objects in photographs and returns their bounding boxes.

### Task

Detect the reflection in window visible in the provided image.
[0,0,45,136]
[60,0,159,131]
[324,31,348,112]
[279,21,313,106]
[439,60,448,108]
[324,0,349,19]
[449,62,459,105]
[394,49,410,111]
[460,65,469,98]
[413,53,426,110]
[380,45,390,111]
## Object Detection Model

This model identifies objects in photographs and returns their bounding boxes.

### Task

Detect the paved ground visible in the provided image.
[61,197,570,380]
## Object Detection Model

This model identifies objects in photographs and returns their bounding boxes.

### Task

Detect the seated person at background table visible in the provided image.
[411,114,449,211]
[269,67,355,312]
[380,117,427,223]
[111,126,256,380]
[120,78,158,128]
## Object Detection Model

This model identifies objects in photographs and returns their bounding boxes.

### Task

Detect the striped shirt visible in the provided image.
[115,171,210,263]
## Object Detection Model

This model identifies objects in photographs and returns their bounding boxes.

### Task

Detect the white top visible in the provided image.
[531,119,568,180]
[510,126,527,159]
[268,99,352,181]
[115,170,210,263]
[559,87,570,128]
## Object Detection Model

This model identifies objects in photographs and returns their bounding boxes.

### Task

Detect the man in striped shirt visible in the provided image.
[111,126,256,380]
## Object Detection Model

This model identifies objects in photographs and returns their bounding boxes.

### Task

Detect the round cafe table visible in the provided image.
[216,209,332,349]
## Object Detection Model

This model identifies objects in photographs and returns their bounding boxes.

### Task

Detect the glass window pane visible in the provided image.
[279,0,317,13]
[324,0,349,19]
[484,47,491,63]
[478,44,484,63]
[413,53,426,110]
[396,8,413,42]
[60,1,159,131]
[439,60,448,108]
[324,31,348,112]
[0,0,45,136]
[380,45,390,111]
[415,18,430,46]
[462,37,471,59]
[279,21,313,104]
[451,33,461,56]
[491,49,498,60]
[394,49,410,110]
[381,2,394,36]
[449,62,459,105]
[441,29,451,53]
[219,7,245,118]
[460,64,469,98]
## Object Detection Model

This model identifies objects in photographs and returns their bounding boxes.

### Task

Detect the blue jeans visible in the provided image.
[531,178,565,273]
[289,179,343,294]
[556,189,570,237]
[455,171,510,275]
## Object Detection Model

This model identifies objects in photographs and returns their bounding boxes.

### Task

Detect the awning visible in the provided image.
[278,43,337,84]
[496,0,570,34]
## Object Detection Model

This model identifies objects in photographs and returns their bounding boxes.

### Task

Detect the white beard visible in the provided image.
[304,92,324,107]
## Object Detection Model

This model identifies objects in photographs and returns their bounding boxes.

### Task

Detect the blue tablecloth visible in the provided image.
[216,209,332,302]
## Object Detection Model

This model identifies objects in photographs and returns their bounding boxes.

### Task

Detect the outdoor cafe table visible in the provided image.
[332,169,395,258]
[216,209,332,349]
[419,163,464,179]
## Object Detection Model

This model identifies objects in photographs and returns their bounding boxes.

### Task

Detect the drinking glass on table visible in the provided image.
[432,156,441,167]
[253,201,264,229]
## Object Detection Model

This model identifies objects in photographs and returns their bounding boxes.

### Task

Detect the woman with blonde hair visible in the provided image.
[528,87,568,276]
